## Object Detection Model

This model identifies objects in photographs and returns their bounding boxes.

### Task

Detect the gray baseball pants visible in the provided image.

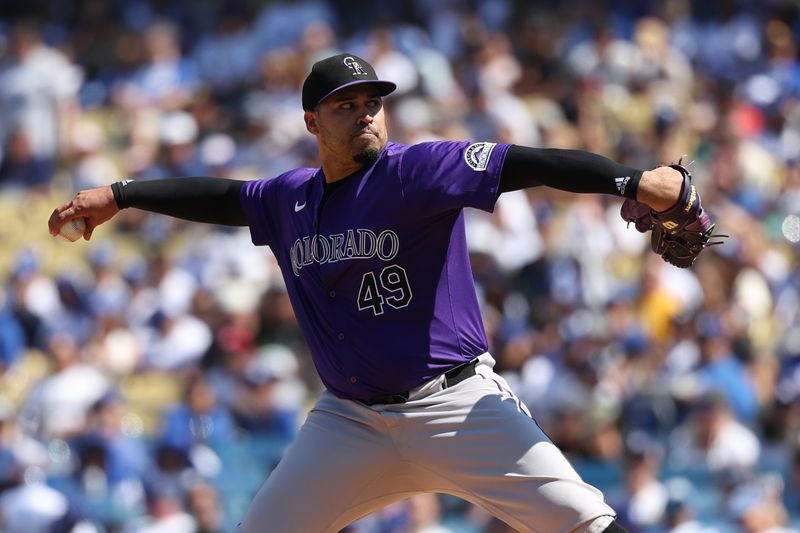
[237,354,616,533]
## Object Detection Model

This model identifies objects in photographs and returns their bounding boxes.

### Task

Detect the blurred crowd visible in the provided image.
[1,0,800,531]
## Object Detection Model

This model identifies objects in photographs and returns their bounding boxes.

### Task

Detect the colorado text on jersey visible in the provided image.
[290,228,400,275]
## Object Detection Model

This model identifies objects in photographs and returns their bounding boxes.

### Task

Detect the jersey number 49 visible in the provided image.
[357,264,412,315]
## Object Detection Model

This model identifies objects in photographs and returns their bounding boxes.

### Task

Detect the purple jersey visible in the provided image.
[240,141,511,401]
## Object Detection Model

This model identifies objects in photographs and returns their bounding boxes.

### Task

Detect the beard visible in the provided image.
[353,146,380,166]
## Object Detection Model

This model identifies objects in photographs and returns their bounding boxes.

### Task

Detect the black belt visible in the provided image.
[362,359,479,405]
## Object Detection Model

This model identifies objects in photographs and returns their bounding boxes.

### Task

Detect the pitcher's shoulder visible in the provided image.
[240,168,319,200]
[382,141,410,159]
[247,167,318,189]
[273,167,319,187]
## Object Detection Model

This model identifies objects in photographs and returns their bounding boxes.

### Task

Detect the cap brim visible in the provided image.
[315,80,397,108]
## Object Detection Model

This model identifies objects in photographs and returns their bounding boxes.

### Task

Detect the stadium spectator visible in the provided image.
[0,20,82,173]
[18,331,111,439]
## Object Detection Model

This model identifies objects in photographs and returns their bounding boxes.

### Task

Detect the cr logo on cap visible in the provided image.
[343,56,367,76]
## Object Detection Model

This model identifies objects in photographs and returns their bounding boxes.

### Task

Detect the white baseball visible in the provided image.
[57,218,86,242]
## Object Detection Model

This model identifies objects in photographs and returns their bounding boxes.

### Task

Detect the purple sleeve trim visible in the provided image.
[239,179,272,246]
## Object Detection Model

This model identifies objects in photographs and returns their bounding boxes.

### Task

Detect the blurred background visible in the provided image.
[0,0,799,531]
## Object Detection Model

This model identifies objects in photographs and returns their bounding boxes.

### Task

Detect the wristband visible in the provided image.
[620,170,642,200]
[111,180,133,209]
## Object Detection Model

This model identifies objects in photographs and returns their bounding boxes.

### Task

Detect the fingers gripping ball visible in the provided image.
[57,218,86,242]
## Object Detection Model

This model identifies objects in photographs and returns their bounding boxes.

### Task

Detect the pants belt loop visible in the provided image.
[443,358,479,389]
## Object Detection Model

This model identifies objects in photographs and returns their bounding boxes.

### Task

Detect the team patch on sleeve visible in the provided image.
[463,142,497,171]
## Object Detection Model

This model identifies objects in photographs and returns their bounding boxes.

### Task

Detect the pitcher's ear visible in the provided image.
[304,111,319,135]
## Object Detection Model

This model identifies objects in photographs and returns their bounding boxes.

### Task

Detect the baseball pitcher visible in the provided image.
[49,54,721,533]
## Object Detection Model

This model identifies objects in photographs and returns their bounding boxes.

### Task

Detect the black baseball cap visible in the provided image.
[302,53,397,111]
